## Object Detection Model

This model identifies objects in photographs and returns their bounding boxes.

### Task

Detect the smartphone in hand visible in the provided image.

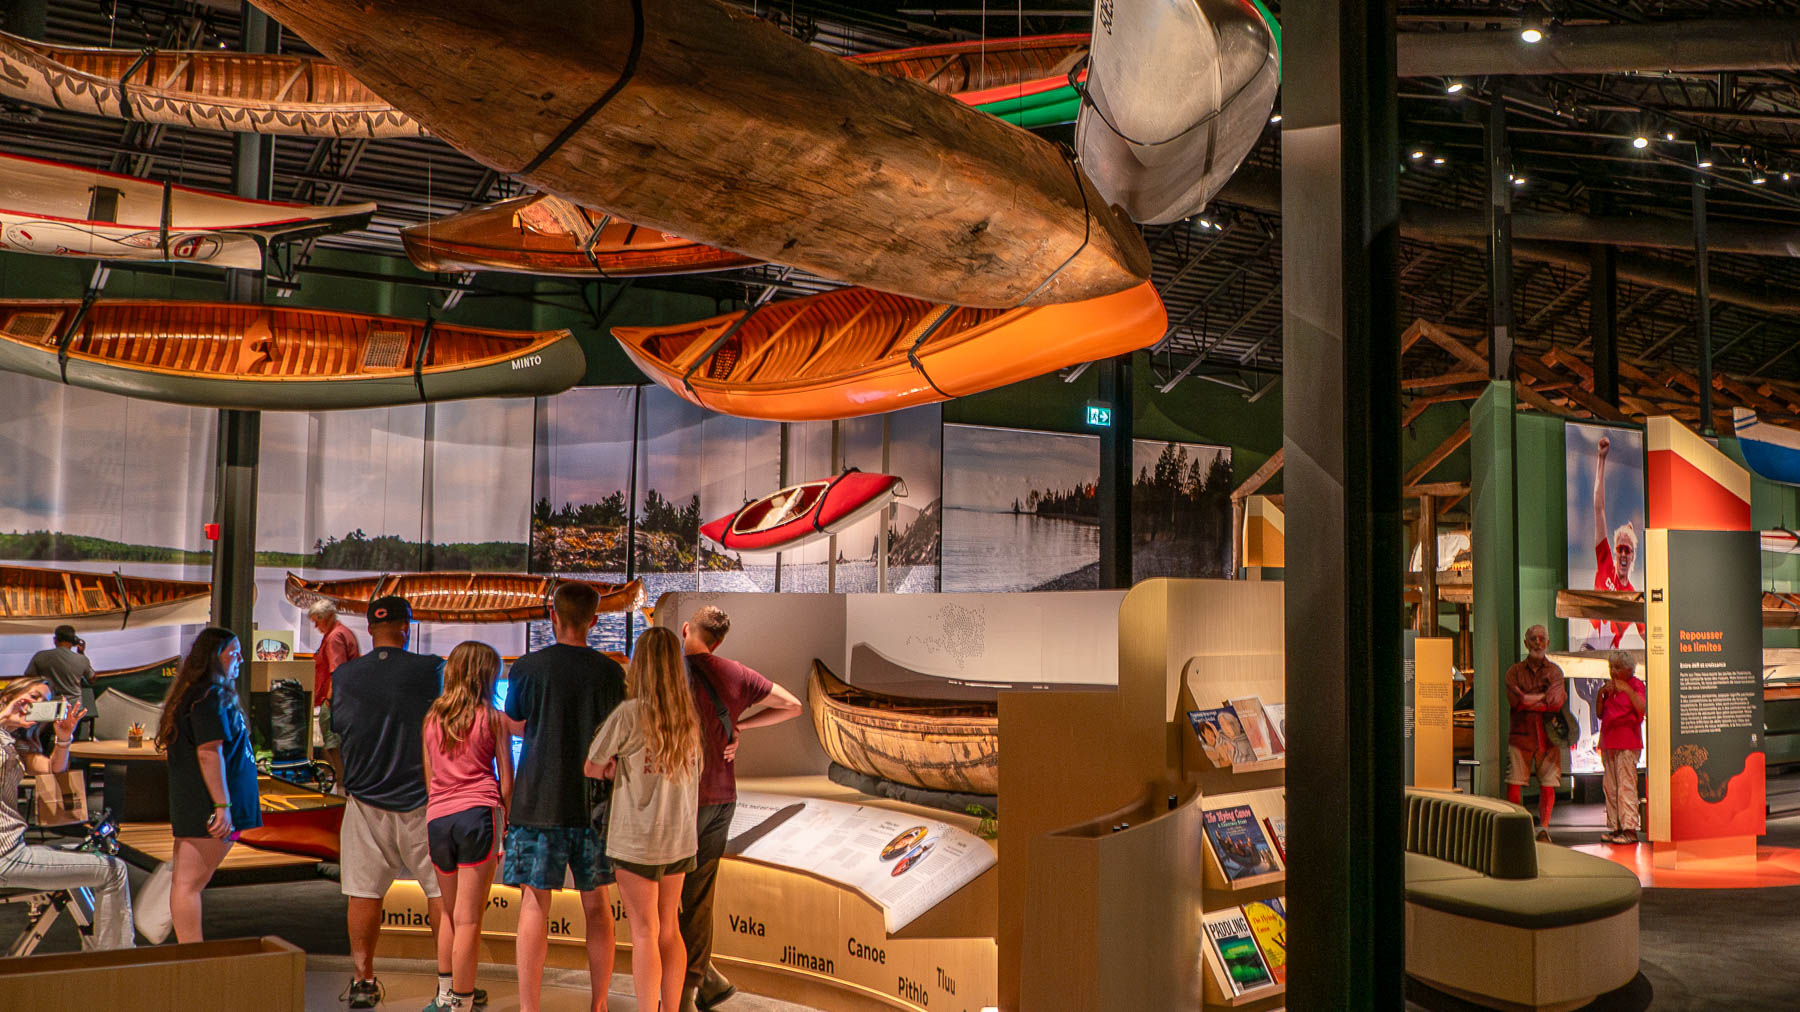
[25,699,70,722]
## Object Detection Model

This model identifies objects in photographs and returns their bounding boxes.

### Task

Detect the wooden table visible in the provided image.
[69,739,168,823]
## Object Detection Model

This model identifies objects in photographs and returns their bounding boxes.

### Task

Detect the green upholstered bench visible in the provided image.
[1404,789,1641,1012]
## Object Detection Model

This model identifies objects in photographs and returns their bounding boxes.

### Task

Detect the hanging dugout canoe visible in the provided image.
[0,153,375,271]
[402,194,761,277]
[700,470,906,553]
[1557,586,1800,629]
[1076,0,1280,224]
[0,28,423,137]
[0,300,583,411]
[0,564,210,635]
[613,282,1166,421]
[808,659,998,796]
[283,571,644,624]
[250,0,1149,308]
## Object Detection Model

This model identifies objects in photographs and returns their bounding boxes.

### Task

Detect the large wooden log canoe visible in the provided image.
[250,0,1149,308]
[0,153,375,271]
[0,564,210,635]
[284,571,644,624]
[0,28,423,137]
[0,300,583,411]
[613,282,1166,421]
[808,659,998,796]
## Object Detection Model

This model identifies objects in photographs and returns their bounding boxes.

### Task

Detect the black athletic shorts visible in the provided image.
[427,805,499,874]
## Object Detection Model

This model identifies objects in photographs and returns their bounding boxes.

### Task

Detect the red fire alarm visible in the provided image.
[204,523,220,541]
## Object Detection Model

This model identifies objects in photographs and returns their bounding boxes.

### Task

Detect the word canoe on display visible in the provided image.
[808,659,999,797]
[0,153,375,271]
[250,0,1148,309]
[613,282,1166,422]
[284,572,644,625]
[1077,0,1280,224]
[0,300,584,411]
[0,564,210,635]
[0,28,423,137]
[700,470,906,554]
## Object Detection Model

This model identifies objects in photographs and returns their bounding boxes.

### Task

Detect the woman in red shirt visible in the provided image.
[1597,650,1648,844]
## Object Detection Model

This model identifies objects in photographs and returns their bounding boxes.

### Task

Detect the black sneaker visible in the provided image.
[344,977,384,1009]
[472,989,487,1008]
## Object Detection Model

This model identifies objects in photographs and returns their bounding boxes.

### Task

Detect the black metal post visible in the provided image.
[1589,245,1619,407]
[625,385,642,643]
[1486,79,1515,381]
[1097,355,1133,589]
[1282,0,1404,1007]
[1694,173,1714,433]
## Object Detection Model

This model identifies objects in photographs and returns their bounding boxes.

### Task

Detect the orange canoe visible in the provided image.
[613,282,1166,421]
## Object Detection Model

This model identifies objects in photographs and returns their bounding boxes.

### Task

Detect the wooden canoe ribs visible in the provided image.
[284,571,644,624]
[0,564,211,635]
[1556,587,1800,629]
[250,0,1148,308]
[0,300,584,411]
[0,29,423,137]
[808,659,999,797]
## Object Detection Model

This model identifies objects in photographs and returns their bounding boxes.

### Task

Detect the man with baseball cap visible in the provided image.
[26,625,96,740]
[329,596,462,1009]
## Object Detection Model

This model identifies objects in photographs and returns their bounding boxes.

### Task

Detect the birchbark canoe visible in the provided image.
[1557,586,1800,628]
[613,281,1166,421]
[808,659,998,796]
[0,152,375,271]
[251,0,1149,308]
[700,470,905,553]
[0,564,210,635]
[0,300,584,411]
[283,571,644,624]
[1076,0,1280,223]
[0,28,423,137]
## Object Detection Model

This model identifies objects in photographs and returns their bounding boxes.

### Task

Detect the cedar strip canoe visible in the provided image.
[251,0,1149,308]
[0,565,210,635]
[613,282,1167,421]
[847,33,1088,94]
[0,28,422,137]
[403,194,760,277]
[283,571,644,624]
[1557,587,1800,629]
[0,152,376,271]
[1077,0,1279,224]
[0,300,584,411]
[700,470,905,553]
[808,659,998,796]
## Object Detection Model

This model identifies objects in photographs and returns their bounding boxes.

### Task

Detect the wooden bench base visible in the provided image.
[1405,900,1638,1012]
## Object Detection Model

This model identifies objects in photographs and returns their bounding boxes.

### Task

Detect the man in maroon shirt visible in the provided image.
[309,599,362,788]
[679,605,801,1011]
[1505,624,1567,842]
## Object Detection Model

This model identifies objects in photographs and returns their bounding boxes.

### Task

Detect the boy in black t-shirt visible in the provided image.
[503,582,627,1012]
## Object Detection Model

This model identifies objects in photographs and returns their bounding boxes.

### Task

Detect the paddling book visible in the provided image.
[1203,805,1281,881]
[1228,695,1283,760]
[1203,906,1276,995]
[1242,898,1287,984]
[1190,706,1258,766]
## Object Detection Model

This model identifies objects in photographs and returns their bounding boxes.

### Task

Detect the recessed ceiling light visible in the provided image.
[1269,113,1282,123]
[1446,80,1465,95]
[1632,136,1649,149]
[1513,176,1527,186]
[1753,172,1768,184]
[1432,156,1446,165]
[1410,149,1425,160]
[1520,26,1543,44]
[1664,131,1677,141]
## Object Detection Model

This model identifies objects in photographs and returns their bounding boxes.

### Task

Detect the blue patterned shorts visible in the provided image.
[501,825,613,891]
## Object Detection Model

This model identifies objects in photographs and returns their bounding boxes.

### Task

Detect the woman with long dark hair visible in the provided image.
[159,627,260,942]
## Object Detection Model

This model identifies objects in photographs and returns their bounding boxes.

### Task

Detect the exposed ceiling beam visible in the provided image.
[1397,19,1800,78]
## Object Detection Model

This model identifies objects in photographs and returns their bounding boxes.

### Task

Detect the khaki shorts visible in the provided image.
[339,796,441,899]
[1506,744,1562,788]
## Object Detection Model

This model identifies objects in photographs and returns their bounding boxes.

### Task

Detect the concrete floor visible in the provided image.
[304,956,818,1012]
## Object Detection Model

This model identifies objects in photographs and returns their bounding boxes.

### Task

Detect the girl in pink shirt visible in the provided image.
[422,642,513,1011]
[1596,651,1648,845]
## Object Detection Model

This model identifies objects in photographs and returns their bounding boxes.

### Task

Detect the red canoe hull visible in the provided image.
[702,471,905,553]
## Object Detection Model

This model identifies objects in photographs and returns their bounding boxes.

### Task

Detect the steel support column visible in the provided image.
[1487,81,1516,381]
[1589,245,1619,407]
[1694,174,1714,434]
[1282,0,1404,1006]
[1097,355,1133,589]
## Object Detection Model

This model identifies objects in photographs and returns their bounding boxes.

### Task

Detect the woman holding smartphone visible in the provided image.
[159,627,261,942]
[0,677,133,948]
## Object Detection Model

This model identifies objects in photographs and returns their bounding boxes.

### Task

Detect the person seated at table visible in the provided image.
[0,677,134,948]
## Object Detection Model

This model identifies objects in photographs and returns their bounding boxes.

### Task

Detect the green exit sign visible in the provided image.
[1085,401,1112,428]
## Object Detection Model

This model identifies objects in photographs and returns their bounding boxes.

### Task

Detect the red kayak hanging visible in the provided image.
[700,470,907,553]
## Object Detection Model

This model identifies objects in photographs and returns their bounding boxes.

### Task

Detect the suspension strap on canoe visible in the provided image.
[681,301,765,397]
[115,47,156,122]
[903,305,958,399]
[413,316,437,402]
[811,467,863,534]
[56,289,101,385]
[516,0,644,177]
[1074,47,1276,149]
[159,180,173,262]
[579,211,614,277]
[111,571,132,630]
[1011,144,1093,309]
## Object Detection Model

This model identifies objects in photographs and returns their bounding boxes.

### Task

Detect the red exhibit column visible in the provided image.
[1644,417,1765,867]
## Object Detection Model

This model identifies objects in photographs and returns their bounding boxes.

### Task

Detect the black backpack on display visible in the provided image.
[268,678,309,760]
